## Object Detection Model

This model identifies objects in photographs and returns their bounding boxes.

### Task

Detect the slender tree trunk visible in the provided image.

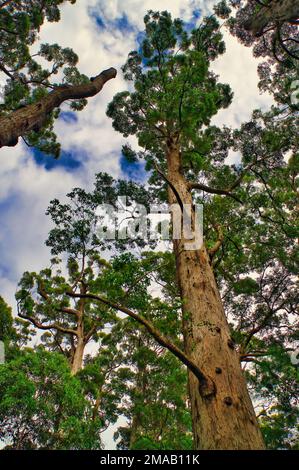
[166,140,265,449]
[71,336,85,375]
[0,68,117,148]
[71,294,86,376]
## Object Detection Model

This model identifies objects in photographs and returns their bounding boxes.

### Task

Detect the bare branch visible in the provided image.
[0,67,117,148]
[67,290,215,397]
[188,181,243,204]
[0,0,14,9]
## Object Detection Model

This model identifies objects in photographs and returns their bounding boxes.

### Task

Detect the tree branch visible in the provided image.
[67,290,215,397]
[0,67,117,148]
[0,62,15,79]
[188,181,243,204]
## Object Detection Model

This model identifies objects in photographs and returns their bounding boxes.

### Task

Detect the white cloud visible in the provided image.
[211,30,273,129]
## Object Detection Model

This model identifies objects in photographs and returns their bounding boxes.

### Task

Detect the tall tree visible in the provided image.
[13,162,297,448]
[0,1,116,154]
[106,10,275,449]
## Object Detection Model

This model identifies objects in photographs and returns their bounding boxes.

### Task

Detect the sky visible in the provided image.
[0,0,273,447]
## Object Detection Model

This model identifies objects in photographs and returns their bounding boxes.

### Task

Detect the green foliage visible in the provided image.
[0,348,103,449]
[0,296,14,342]
[247,346,299,449]
[107,10,232,172]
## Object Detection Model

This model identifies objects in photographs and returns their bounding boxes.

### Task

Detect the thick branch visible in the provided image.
[0,0,14,9]
[0,62,15,79]
[67,290,215,395]
[0,67,117,148]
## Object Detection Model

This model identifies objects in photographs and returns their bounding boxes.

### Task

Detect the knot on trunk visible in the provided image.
[199,375,216,399]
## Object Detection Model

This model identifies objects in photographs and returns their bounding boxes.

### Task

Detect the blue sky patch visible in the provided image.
[120,155,147,183]
[114,14,135,33]
[32,148,82,171]
[59,111,78,124]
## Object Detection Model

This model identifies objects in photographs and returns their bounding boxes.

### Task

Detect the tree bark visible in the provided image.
[244,0,299,36]
[70,292,86,376]
[166,140,265,449]
[0,67,117,148]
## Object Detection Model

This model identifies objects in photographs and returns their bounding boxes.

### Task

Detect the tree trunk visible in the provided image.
[0,68,117,148]
[71,336,85,375]
[166,140,265,449]
[244,0,299,36]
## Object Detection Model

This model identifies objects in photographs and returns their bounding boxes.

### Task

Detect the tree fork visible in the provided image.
[0,67,117,149]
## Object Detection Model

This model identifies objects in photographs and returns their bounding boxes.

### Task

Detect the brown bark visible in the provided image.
[70,288,86,375]
[0,67,117,148]
[244,0,299,36]
[166,140,265,450]
[71,336,85,375]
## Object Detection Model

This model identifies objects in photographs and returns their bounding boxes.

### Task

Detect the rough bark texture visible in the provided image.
[244,0,299,36]
[0,67,117,148]
[166,140,265,450]
[71,336,85,375]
